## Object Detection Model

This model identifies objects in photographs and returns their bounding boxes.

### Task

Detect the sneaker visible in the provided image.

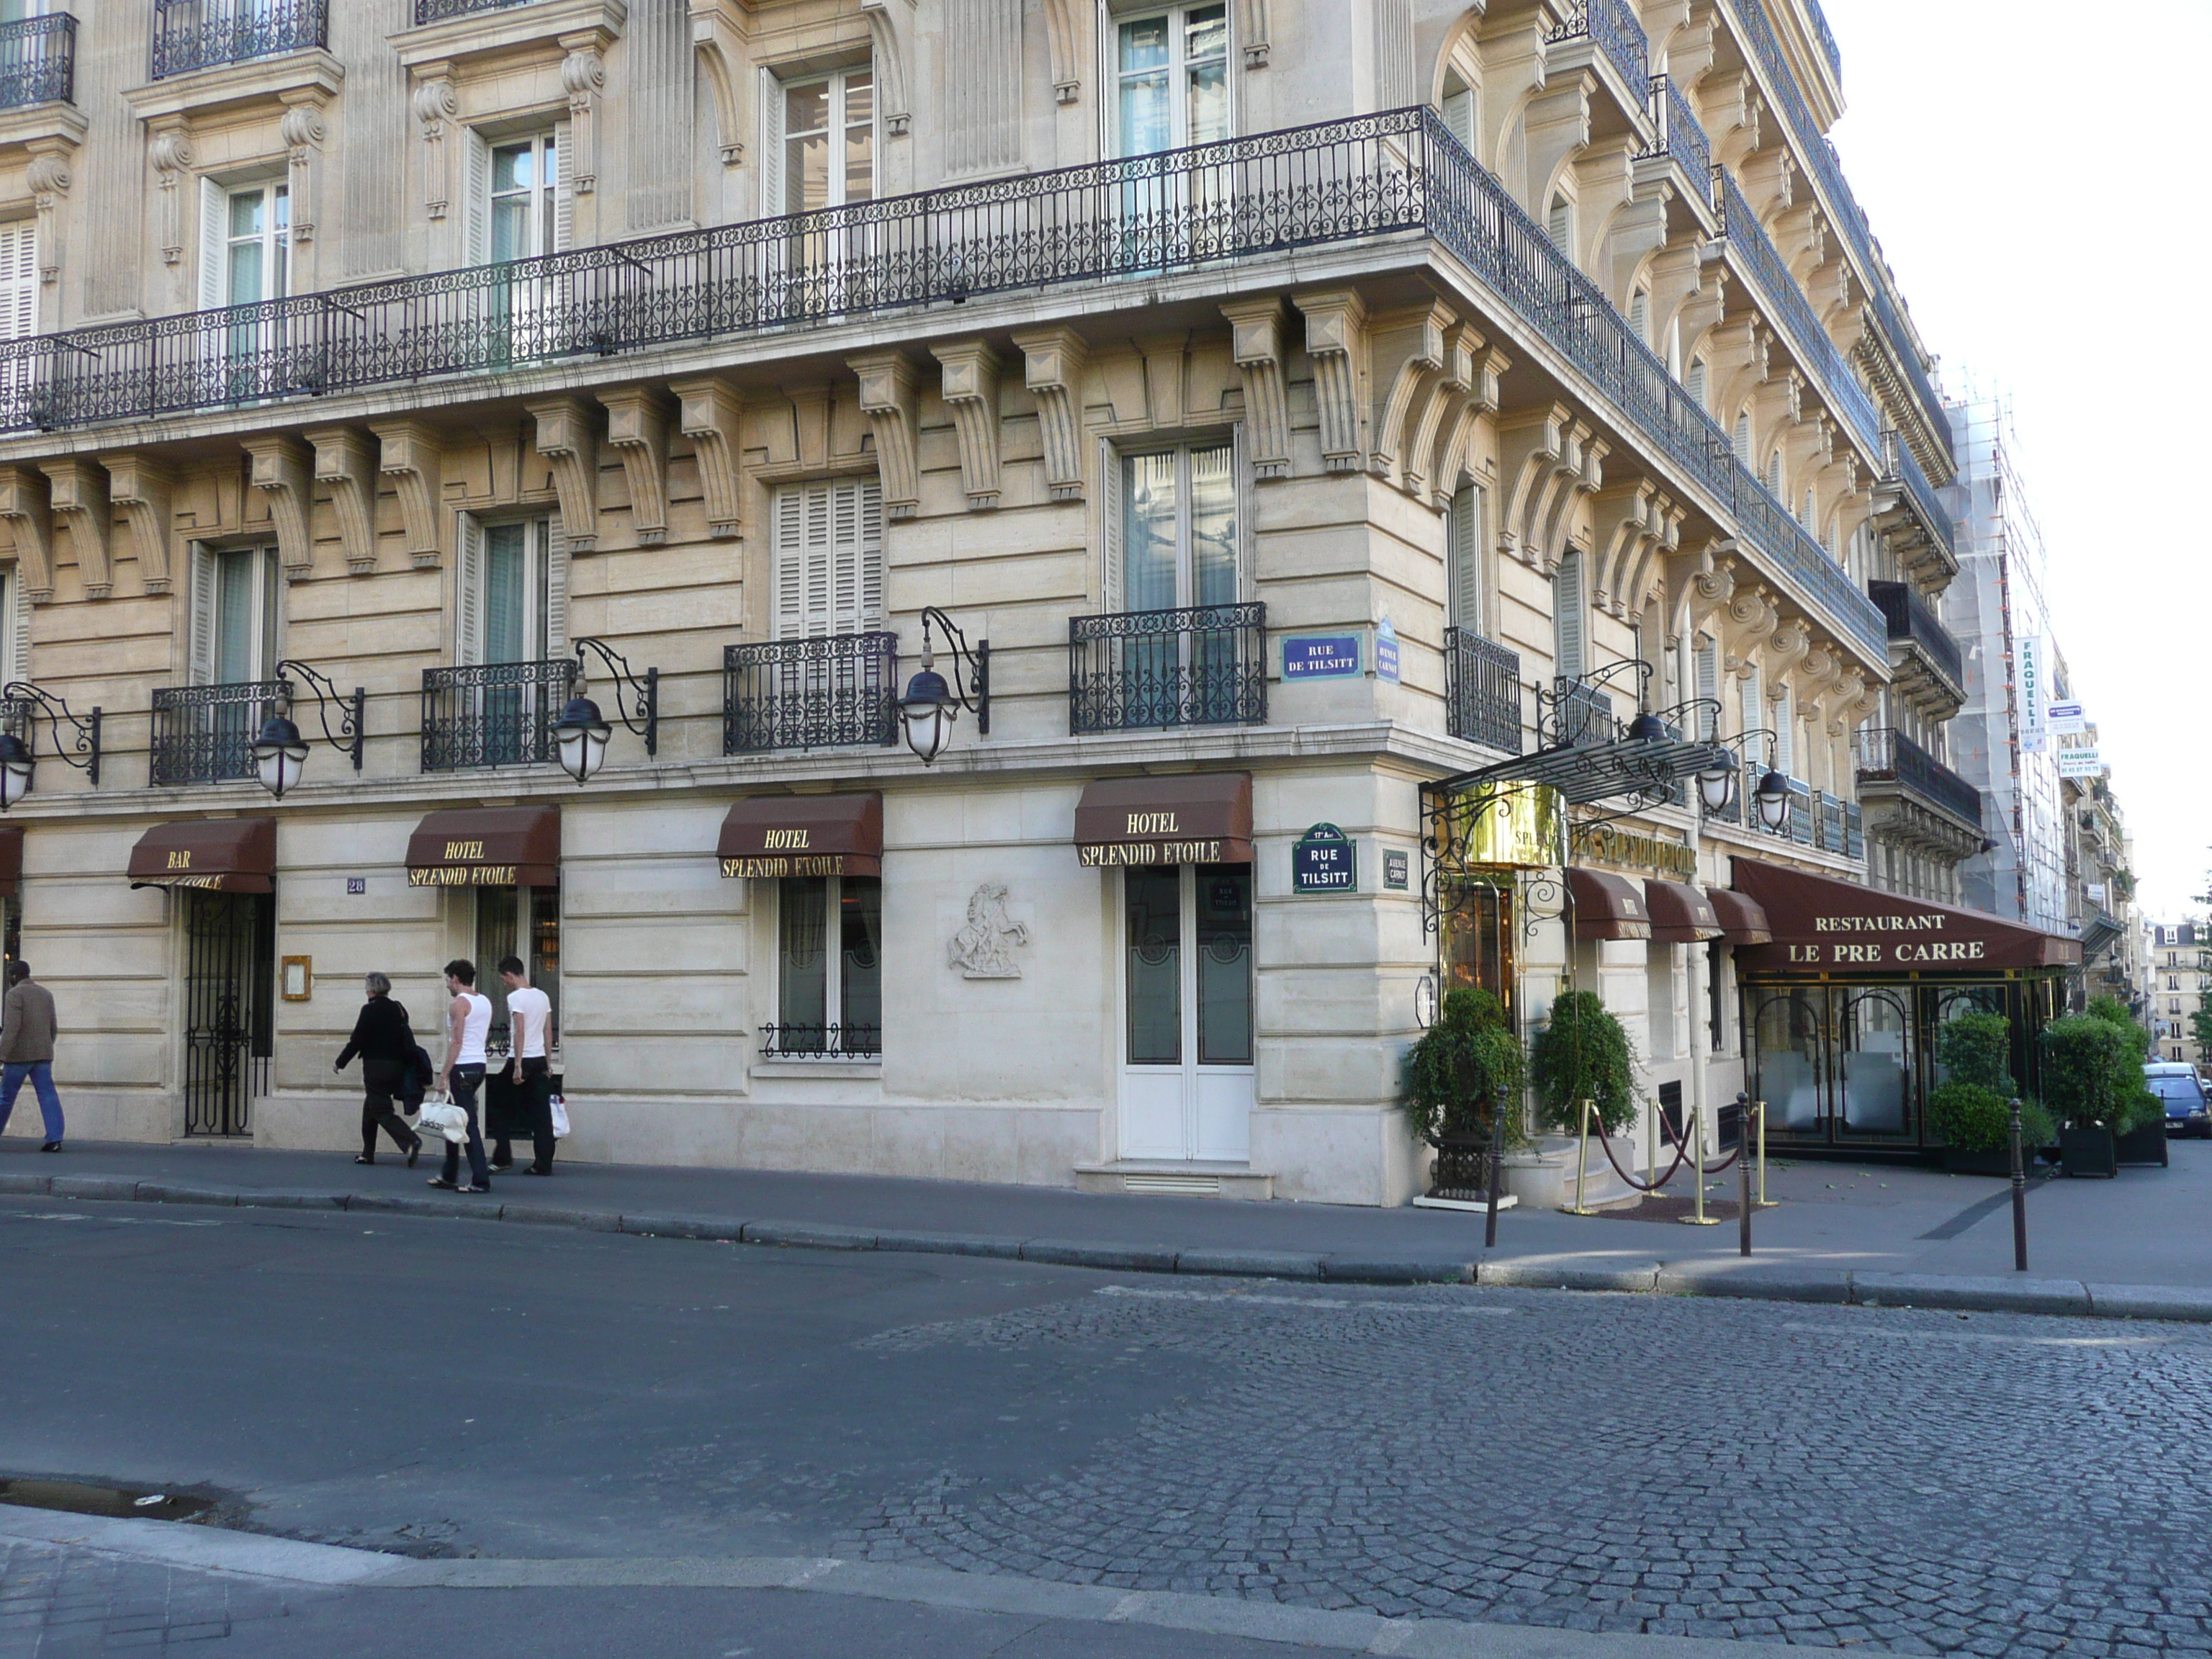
[426,1177,459,1190]
[40,1141,60,1153]
[523,1166,552,1177]
[487,1160,514,1173]
[458,1184,491,1195]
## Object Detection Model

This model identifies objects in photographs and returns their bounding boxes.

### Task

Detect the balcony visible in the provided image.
[1854,726,1982,830]
[1069,603,1266,734]
[421,658,577,773]
[414,0,536,20]
[151,0,328,81]
[1444,627,1522,754]
[724,631,899,754]
[1868,580,1964,716]
[1640,76,1712,199]
[1873,427,1957,583]
[759,1022,881,1060]
[0,14,73,109]
[1547,0,1649,100]
[0,107,1887,664]
[150,680,286,787]
[1707,767,1861,858]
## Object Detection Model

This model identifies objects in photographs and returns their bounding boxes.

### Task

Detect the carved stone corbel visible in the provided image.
[860,0,914,136]
[672,377,746,538]
[104,454,175,595]
[932,340,1002,510]
[1404,323,1475,502]
[559,34,608,194]
[689,1,750,165]
[1431,345,1510,507]
[601,387,673,546]
[279,92,327,248]
[41,460,110,601]
[1724,583,1779,675]
[1292,289,1368,474]
[844,354,919,519]
[150,122,193,263]
[1496,403,1570,570]
[0,467,52,603]
[527,396,601,552]
[368,418,444,568]
[1219,299,1290,481]
[1012,327,1089,502]
[1367,301,1451,482]
[1673,543,1736,641]
[1590,480,1658,619]
[307,427,378,575]
[1238,0,1271,66]
[1042,0,1082,102]
[25,140,73,289]
[410,71,458,220]
[243,436,316,582]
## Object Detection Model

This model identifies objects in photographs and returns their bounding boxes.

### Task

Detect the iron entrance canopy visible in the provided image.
[1444,732,1738,806]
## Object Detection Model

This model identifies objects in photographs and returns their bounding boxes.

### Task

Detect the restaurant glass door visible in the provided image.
[1119,863,1254,1162]
[1748,984,1920,1147]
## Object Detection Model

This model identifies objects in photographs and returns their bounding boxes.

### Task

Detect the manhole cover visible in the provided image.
[0,1477,217,1523]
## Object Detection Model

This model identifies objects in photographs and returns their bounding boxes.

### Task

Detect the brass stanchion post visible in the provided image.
[1681,1099,1719,1225]
[1756,1099,1777,1208]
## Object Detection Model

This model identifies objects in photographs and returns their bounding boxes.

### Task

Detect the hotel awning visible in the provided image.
[0,825,19,899]
[1731,858,2082,972]
[1646,880,1724,943]
[1566,868,1651,941]
[127,819,277,893]
[718,793,883,878]
[405,807,560,889]
[1074,773,1254,866]
[1708,888,1773,946]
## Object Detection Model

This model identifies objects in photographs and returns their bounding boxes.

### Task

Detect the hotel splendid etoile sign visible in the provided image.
[720,827,851,880]
[409,840,517,886]
[1079,811,1226,866]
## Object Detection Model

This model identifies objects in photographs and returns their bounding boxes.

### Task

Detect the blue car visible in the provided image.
[2144,1063,2211,1137]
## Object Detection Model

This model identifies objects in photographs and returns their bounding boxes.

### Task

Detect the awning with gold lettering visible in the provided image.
[1074,773,1254,867]
[1730,858,2080,973]
[1707,887,1773,946]
[0,825,20,899]
[1646,881,1724,944]
[406,807,559,888]
[718,793,882,879]
[1566,868,1651,941]
[127,819,276,893]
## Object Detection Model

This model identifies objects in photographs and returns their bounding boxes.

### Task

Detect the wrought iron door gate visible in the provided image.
[182,891,273,1138]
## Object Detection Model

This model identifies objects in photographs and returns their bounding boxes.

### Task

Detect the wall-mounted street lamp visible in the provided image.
[250,662,364,801]
[552,638,659,786]
[1717,727,1794,832]
[897,606,989,765]
[0,682,101,811]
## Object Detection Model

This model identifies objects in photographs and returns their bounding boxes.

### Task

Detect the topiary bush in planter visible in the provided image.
[2044,1012,2160,1177]
[1930,1012,2022,1170]
[1927,1082,2011,1154]
[1529,989,1639,1136]
[1403,987,1527,1150]
[1936,1011,2015,1097]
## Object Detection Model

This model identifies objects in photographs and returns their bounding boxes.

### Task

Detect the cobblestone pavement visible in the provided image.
[840,1283,2212,1655]
[0,1541,292,1655]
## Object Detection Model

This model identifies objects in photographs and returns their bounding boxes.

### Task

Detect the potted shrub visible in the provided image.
[2043,1008,2159,1177]
[1930,1012,2018,1176]
[2086,997,2168,1168]
[1404,987,1527,1200]
[1529,989,1639,1138]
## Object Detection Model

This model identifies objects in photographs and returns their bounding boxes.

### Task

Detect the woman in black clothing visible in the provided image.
[336,973,423,1166]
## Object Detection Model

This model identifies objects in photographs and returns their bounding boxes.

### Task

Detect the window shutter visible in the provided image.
[1628,289,1648,346]
[760,67,786,217]
[772,483,806,639]
[1546,199,1571,255]
[464,130,493,266]
[1732,413,1752,465]
[542,518,568,655]
[186,545,217,685]
[1766,451,1782,498]
[1686,358,1707,410]
[0,569,12,687]
[1553,550,1584,681]
[855,477,884,628]
[1231,421,1254,602]
[1442,85,1475,151]
[1740,669,1761,757]
[1776,688,1794,773]
[0,220,35,342]
[454,513,485,665]
[1100,439,1123,609]
[552,122,575,253]
[1448,482,1481,633]
[1695,636,1718,739]
[197,179,228,309]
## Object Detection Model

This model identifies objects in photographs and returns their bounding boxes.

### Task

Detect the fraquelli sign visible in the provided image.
[1292,823,1357,893]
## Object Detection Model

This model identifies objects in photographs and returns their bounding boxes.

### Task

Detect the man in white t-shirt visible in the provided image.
[495,955,558,1177]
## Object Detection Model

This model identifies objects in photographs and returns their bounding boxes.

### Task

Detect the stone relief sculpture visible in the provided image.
[948,883,1030,979]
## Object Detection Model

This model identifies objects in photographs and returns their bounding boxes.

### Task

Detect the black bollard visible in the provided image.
[1484,1094,1507,1250]
[2009,1096,2028,1272]
[1737,1091,1753,1258]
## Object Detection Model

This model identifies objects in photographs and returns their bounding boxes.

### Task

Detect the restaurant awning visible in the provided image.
[1074,773,1254,866]
[1566,868,1651,940]
[127,819,277,893]
[406,806,560,888]
[1730,858,2082,972]
[1708,887,1773,946]
[1646,880,1724,943]
[718,793,883,878]
[0,825,20,899]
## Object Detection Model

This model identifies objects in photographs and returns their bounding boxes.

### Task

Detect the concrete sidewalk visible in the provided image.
[4,1133,2210,1318]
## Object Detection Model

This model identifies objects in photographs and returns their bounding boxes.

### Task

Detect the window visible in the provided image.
[1110,442,1237,612]
[1627,288,1648,348]
[777,874,882,1056]
[1114,5,1228,156]
[1441,68,1476,152]
[1546,196,1573,256]
[1447,482,1485,635]
[1732,412,1752,465]
[458,518,563,666]
[0,218,32,346]
[475,884,561,1058]
[189,546,279,686]
[1694,635,1719,740]
[1764,449,1784,499]
[1686,356,1707,411]
[1552,549,1586,680]
[199,180,287,310]
[772,478,884,639]
[1707,945,1727,1053]
[765,66,876,215]
[490,135,560,262]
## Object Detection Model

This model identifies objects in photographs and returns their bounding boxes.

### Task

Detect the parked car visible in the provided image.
[2144,1062,2211,1137]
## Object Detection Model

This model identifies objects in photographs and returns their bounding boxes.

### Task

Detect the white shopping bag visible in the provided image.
[414,1102,469,1145]
[549,1094,570,1138]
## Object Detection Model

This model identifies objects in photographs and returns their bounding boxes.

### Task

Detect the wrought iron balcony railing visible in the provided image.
[150,679,287,787]
[1880,428,1956,565]
[760,1022,881,1060]
[1547,680,1616,750]
[0,14,74,109]
[421,657,577,772]
[414,0,537,22]
[1547,0,1650,94]
[0,107,1884,660]
[1069,602,1266,734]
[1716,170,1880,458]
[1443,627,1522,754]
[1642,76,1712,189]
[151,0,329,81]
[724,631,899,754]
[1853,725,1982,828]
[1807,0,1844,83]
[1867,579,1964,690]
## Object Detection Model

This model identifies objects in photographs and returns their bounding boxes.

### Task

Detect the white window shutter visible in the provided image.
[1546,199,1571,256]
[1231,422,1253,602]
[760,67,786,217]
[1553,550,1584,681]
[454,513,485,665]
[0,568,13,686]
[1686,359,1707,410]
[186,545,217,685]
[1732,413,1752,465]
[197,179,228,309]
[0,221,35,343]
[464,130,493,266]
[1101,440,1123,610]
[1695,636,1718,739]
[855,477,884,629]
[771,485,802,639]
[1448,482,1480,634]
[1442,86,1475,151]
[1628,289,1648,346]
[1776,688,1794,773]
[552,122,575,253]
[542,518,568,656]
[1740,669,1761,756]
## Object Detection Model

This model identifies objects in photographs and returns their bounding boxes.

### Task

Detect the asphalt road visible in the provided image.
[3,1192,2209,1658]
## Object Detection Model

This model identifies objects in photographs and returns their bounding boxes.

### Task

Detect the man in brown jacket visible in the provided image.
[0,960,62,1151]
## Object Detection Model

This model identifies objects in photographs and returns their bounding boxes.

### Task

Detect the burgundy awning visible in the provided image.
[718,793,883,878]
[1730,858,2081,972]
[406,807,560,888]
[1567,868,1651,941]
[1646,880,1724,943]
[127,819,277,893]
[1074,773,1254,866]
[1709,888,1773,946]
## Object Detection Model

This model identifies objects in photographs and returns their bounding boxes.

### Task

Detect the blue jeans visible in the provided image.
[440,1065,490,1188]
[0,1061,62,1144]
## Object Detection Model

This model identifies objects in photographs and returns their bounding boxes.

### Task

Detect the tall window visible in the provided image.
[767,66,875,215]
[1115,442,1236,612]
[1552,549,1586,681]
[1686,357,1707,410]
[1115,5,1228,156]
[1732,412,1753,465]
[1546,196,1573,256]
[1447,482,1485,635]
[454,517,565,768]
[0,219,32,346]
[490,135,560,262]
[199,180,287,310]
[1440,68,1476,152]
[189,546,278,685]
[772,479,884,639]
[778,875,882,1055]
[1694,635,1719,740]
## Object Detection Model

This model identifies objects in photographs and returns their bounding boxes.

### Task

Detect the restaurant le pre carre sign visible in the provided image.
[1780,912,1996,967]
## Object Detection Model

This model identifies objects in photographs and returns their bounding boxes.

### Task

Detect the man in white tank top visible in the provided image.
[493,954,557,1177]
[430,958,493,1192]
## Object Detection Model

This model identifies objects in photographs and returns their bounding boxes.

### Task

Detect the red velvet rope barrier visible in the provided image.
[1581,1104,1745,1194]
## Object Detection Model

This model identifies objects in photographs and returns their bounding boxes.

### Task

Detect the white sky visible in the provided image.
[1822,1,2212,920]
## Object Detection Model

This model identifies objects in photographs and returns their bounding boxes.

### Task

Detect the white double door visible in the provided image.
[1118,863,1254,1162]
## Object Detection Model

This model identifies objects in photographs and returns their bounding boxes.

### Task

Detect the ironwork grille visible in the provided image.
[1880,428,1954,562]
[421,657,577,772]
[150,0,328,81]
[760,1022,881,1059]
[1869,577,1965,687]
[1786,780,1813,844]
[182,891,273,1138]
[150,680,289,788]
[1546,0,1649,89]
[1642,74,1711,186]
[724,631,897,754]
[0,14,73,109]
[1068,602,1266,734]
[414,0,536,21]
[1549,682,1615,749]
[1853,725,1982,826]
[1444,627,1522,753]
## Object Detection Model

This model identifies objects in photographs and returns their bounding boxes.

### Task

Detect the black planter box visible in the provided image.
[2061,1123,2118,1178]
[2114,1118,2170,1169]
[1941,1147,2018,1177]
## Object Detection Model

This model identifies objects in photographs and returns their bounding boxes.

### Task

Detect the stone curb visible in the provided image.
[14,1175,2212,1321]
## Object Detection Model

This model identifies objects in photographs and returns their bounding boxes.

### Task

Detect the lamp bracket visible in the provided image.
[917,606,990,735]
[0,680,101,786]
[271,660,364,773]
[573,637,658,756]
